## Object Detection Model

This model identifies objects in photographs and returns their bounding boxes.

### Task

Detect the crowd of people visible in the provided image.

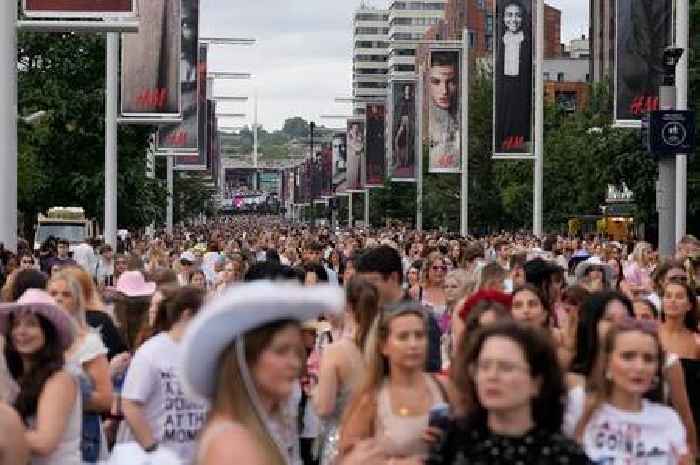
[0,215,699,465]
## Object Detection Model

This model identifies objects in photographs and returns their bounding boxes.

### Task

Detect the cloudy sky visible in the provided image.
[202,0,589,130]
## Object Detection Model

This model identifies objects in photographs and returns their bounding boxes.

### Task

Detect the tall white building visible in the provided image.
[352,3,390,115]
[387,0,447,79]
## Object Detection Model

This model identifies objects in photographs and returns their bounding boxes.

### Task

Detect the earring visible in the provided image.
[605,371,612,381]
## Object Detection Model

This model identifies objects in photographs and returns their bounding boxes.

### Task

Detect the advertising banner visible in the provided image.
[428,50,462,172]
[175,44,208,170]
[364,104,386,187]
[121,0,181,117]
[157,0,200,152]
[615,0,673,126]
[23,0,135,17]
[332,133,347,193]
[391,81,417,181]
[346,119,365,191]
[493,0,533,157]
[321,144,333,197]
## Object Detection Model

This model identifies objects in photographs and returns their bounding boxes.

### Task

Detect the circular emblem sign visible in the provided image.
[661,121,687,147]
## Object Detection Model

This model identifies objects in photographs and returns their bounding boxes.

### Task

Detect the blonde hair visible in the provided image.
[48,270,87,327]
[420,251,445,287]
[631,241,652,266]
[61,266,106,312]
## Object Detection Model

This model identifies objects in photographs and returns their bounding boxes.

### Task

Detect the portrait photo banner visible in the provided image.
[157,0,200,152]
[615,0,673,125]
[391,81,417,181]
[365,103,386,187]
[346,119,365,191]
[120,0,181,118]
[493,0,533,157]
[428,49,462,172]
[175,44,208,171]
[332,132,347,193]
[23,0,135,17]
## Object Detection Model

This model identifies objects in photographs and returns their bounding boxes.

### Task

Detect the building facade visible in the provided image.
[352,3,390,115]
[387,0,448,80]
[589,0,615,83]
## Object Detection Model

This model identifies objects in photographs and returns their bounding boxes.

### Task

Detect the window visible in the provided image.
[486,13,494,34]
[543,72,550,80]
[391,64,415,72]
[469,31,477,49]
[485,35,493,50]
[557,72,565,82]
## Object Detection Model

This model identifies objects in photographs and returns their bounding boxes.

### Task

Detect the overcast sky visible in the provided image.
[202,0,589,130]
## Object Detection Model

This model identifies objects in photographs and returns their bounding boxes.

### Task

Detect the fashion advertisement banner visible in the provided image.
[364,104,386,187]
[332,133,347,193]
[23,0,134,17]
[615,0,672,124]
[321,144,333,197]
[493,0,533,157]
[428,50,462,172]
[175,44,208,170]
[206,100,216,174]
[391,81,417,181]
[157,0,200,152]
[121,0,181,117]
[346,119,365,191]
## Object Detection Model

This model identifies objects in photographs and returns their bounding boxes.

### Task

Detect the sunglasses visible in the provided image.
[431,265,448,271]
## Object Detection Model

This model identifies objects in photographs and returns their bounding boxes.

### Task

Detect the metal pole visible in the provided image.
[416,66,424,232]
[0,0,17,252]
[533,0,544,237]
[104,33,119,250]
[166,155,174,234]
[364,190,370,227]
[253,91,259,190]
[675,0,688,243]
[348,192,353,227]
[658,85,677,257]
[460,28,470,237]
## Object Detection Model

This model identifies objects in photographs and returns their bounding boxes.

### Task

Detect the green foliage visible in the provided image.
[17,32,167,239]
[173,172,219,223]
[282,116,310,139]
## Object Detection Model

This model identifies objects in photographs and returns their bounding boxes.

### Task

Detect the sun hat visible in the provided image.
[575,256,613,284]
[0,289,76,350]
[180,281,344,401]
[115,271,156,297]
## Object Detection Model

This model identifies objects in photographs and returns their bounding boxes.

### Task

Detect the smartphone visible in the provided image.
[428,402,450,431]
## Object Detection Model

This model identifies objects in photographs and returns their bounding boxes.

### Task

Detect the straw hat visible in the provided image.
[180,281,344,400]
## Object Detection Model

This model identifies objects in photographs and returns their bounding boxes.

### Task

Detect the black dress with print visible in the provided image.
[426,420,592,465]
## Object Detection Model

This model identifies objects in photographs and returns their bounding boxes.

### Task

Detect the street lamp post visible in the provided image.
[0,0,17,252]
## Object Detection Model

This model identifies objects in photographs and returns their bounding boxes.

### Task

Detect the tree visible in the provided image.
[282,116,310,139]
[17,32,167,241]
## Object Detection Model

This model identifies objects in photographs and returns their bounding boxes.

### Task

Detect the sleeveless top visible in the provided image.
[318,341,364,465]
[375,374,444,458]
[680,357,700,443]
[29,363,82,465]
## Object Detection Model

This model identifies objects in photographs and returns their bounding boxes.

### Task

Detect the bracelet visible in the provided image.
[144,443,159,453]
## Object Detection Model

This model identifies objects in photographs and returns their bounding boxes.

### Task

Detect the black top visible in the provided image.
[426,421,592,465]
[86,310,128,360]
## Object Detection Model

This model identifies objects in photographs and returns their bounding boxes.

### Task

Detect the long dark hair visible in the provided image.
[4,313,65,422]
[152,285,204,334]
[570,291,634,378]
[453,321,565,433]
[661,281,699,331]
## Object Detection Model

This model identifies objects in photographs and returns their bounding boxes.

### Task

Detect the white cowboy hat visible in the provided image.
[180,281,344,401]
[575,256,614,284]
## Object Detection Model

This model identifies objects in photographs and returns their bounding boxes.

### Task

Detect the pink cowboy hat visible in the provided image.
[0,289,77,350]
[115,271,156,297]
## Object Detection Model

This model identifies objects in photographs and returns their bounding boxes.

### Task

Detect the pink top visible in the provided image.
[374,374,443,458]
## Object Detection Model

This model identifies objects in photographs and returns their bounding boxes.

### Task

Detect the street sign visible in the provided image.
[23,0,135,17]
[644,110,695,156]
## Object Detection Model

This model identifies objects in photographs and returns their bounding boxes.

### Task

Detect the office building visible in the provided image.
[352,2,390,115]
[387,0,448,80]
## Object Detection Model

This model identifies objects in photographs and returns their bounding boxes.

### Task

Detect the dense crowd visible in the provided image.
[0,216,699,465]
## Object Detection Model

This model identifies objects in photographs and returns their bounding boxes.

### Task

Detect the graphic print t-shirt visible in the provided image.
[564,386,687,465]
[121,333,208,464]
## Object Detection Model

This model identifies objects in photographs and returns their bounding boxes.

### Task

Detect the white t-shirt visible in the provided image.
[564,386,687,465]
[121,333,208,465]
